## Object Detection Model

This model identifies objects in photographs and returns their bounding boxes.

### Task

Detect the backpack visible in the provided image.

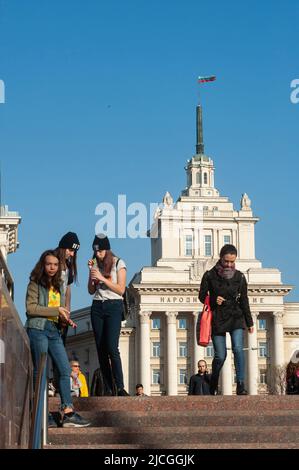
[90,368,117,396]
[116,258,132,321]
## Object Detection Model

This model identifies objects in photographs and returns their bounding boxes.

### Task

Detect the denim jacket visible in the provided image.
[25,281,66,331]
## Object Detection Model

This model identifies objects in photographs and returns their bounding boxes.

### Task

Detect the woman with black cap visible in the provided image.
[52,232,80,400]
[199,244,254,395]
[88,234,129,396]
[56,231,80,317]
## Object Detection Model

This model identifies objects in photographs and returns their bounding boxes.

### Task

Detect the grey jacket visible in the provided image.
[25,280,66,330]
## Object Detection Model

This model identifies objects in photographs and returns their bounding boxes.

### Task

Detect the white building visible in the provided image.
[67,104,299,395]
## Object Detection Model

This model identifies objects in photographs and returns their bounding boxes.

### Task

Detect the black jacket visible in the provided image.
[188,373,211,395]
[199,267,253,335]
[286,374,299,394]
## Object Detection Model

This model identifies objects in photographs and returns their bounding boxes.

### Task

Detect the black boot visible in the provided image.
[236,381,248,395]
[209,377,219,396]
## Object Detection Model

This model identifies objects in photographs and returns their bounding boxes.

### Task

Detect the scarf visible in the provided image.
[215,260,236,280]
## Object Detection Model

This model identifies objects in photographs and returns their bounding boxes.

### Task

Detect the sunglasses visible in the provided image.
[72,365,79,367]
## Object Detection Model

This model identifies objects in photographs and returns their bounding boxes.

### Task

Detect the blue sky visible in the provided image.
[0,0,298,320]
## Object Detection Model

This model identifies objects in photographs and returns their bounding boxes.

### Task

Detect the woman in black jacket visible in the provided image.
[286,360,299,394]
[199,244,254,395]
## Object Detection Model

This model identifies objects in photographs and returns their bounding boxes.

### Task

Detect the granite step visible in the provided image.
[45,442,299,449]
[53,409,299,427]
[48,425,299,447]
[49,395,299,413]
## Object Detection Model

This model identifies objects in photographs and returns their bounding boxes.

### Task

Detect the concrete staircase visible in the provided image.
[47,396,299,449]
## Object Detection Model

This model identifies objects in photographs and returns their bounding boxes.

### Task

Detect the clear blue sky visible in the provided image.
[0,0,298,321]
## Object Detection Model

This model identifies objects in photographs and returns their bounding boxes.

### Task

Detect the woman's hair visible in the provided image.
[220,244,238,258]
[93,250,116,278]
[30,250,62,292]
[55,247,78,283]
[286,361,299,380]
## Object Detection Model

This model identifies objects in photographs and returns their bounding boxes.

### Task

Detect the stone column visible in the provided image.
[247,313,258,395]
[138,311,152,395]
[220,333,233,395]
[192,311,202,372]
[166,311,178,396]
[213,229,218,258]
[273,312,285,367]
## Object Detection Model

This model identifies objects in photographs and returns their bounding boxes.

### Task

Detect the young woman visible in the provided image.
[199,244,254,395]
[88,234,129,396]
[55,231,80,320]
[25,250,90,427]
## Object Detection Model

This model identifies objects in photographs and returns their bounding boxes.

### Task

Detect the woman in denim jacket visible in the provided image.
[26,249,90,427]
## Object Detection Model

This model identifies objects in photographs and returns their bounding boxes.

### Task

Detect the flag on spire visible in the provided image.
[198,75,216,83]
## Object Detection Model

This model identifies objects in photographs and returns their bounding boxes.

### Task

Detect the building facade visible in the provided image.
[66,105,299,395]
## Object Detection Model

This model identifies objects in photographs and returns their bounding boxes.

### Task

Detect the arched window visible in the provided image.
[196,172,201,185]
[203,173,208,184]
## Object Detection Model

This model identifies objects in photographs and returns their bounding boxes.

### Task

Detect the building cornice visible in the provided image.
[284,328,299,337]
[132,283,292,296]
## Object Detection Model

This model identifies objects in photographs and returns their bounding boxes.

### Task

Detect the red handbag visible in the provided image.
[198,296,212,347]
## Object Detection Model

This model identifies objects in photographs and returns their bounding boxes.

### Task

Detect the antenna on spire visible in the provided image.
[196,75,216,154]
[196,105,204,155]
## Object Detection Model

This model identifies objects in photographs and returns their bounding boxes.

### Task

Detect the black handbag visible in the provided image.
[116,258,132,321]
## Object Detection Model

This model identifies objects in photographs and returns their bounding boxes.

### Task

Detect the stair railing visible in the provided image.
[28,352,48,449]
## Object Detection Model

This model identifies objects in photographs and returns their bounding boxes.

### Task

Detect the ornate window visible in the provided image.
[179,369,188,385]
[204,235,212,256]
[152,369,161,384]
[185,235,193,256]
[152,342,161,357]
[179,342,187,357]
[152,318,161,330]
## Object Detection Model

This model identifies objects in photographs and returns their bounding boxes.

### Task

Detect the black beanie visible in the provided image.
[92,234,110,251]
[59,232,80,250]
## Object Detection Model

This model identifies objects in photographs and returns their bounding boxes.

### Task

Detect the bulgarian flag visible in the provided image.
[198,75,216,83]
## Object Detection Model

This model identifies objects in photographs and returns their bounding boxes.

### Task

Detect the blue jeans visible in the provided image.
[211,329,245,388]
[27,321,72,410]
[91,299,124,391]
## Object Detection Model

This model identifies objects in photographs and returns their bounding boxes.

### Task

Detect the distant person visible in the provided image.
[135,384,147,396]
[199,244,254,395]
[188,360,211,395]
[25,249,90,428]
[88,234,129,396]
[70,361,89,397]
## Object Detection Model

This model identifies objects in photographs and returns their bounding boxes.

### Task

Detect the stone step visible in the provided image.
[45,442,299,449]
[47,425,299,446]
[58,409,299,427]
[49,396,299,413]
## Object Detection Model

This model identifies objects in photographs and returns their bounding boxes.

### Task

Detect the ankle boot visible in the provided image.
[236,381,248,395]
[209,378,219,396]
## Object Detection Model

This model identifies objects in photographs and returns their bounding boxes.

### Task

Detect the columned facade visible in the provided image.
[273,312,285,367]
[192,311,201,371]
[66,103,299,396]
[166,312,178,395]
[139,311,151,395]
[247,313,258,395]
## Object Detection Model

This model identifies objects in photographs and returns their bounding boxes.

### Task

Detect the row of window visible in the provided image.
[150,341,268,358]
[152,369,269,385]
[151,318,267,331]
[185,234,232,257]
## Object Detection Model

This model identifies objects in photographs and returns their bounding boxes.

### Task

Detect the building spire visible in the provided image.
[196,104,204,155]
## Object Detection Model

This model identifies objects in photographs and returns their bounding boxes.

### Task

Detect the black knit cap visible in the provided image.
[92,234,110,251]
[58,232,80,250]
